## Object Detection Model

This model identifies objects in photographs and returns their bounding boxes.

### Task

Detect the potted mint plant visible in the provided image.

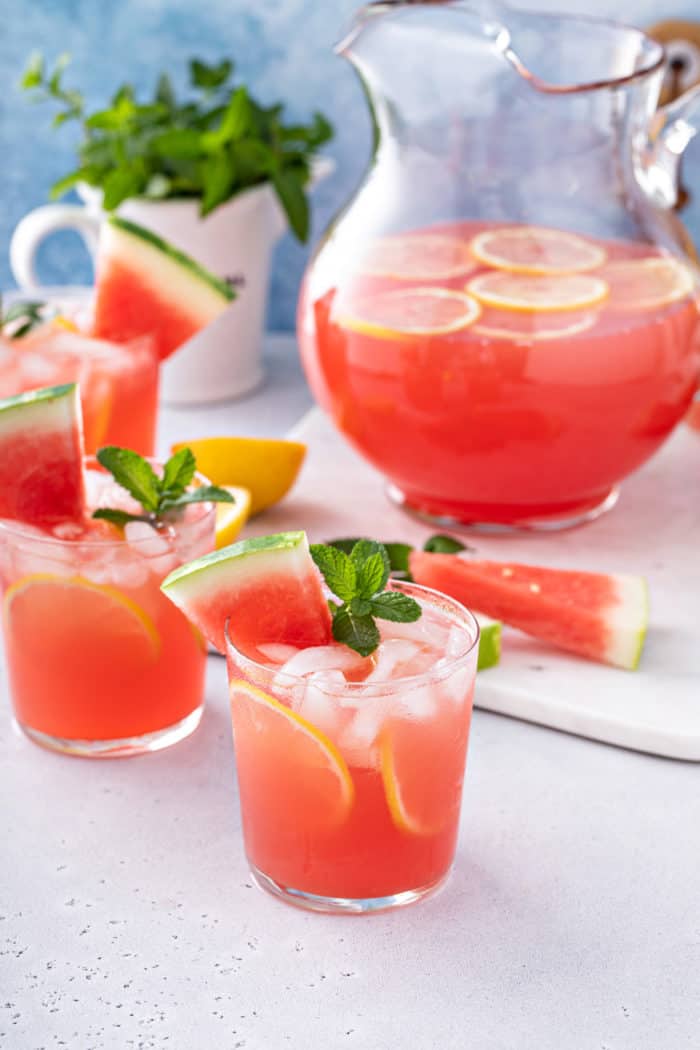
[11,55,334,404]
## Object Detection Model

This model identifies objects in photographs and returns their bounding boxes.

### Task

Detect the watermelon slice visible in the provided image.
[410,552,648,670]
[92,216,235,361]
[161,531,332,655]
[0,383,85,527]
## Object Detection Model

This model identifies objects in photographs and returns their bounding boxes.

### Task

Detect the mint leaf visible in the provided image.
[20,52,44,90]
[423,533,471,554]
[272,168,309,242]
[327,537,414,578]
[160,485,234,509]
[92,508,146,527]
[369,592,422,623]
[101,166,142,211]
[200,152,235,216]
[331,607,380,658]
[96,446,160,512]
[312,539,421,657]
[161,447,197,500]
[310,544,357,602]
[351,540,390,598]
[1,299,46,339]
[190,58,233,92]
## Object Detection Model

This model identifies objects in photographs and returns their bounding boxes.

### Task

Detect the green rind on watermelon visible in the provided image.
[161,530,333,655]
[409,552,648,671]
[93,216,235,362]
[0,382,85,526]
[475,613,501,671]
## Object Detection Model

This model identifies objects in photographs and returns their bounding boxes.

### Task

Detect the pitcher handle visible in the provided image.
[642,84,700,209]
[9,204,101,289]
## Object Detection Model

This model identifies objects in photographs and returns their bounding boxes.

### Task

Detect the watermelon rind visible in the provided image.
[161,531,327,652]
[603,574,649,671]
[0,382,79,434]
[475,613,501,671]
[103,216,235,314]
[162,531,311,595]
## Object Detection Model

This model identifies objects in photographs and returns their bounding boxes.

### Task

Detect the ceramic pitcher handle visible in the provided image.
[9,204,101,289]
[646,84,700,209]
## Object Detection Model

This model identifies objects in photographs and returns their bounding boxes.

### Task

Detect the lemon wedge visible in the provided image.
[214,485,251,548]
[172,437,306,516]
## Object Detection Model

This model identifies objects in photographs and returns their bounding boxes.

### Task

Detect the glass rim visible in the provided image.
[0,457,217,553]
[224,577,481,696]
[348,5,665,95]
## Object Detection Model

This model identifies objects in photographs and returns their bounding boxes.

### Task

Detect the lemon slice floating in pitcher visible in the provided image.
[600,257,695,311]
[470,226,607,274]
[467,272,609,313]
[230,679,354,832]
[360,234,477,280]
[473,310,597,341]
[337,287,481,339]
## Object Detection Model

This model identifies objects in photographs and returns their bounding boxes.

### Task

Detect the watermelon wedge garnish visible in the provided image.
[410,552,648,670]
[161,531,332,655]
[92,216,235,361]
[0,383,85,527]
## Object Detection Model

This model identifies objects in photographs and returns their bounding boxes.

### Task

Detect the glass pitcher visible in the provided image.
[298,0,700,529]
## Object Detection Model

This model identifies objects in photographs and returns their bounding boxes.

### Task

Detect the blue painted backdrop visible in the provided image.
[1,0,699,329]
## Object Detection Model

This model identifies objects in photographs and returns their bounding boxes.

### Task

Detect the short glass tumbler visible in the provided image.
[0,462,216,757]
[224,580,480,914]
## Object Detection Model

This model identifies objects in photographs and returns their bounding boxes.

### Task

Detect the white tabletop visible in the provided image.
[1,335,698,1050]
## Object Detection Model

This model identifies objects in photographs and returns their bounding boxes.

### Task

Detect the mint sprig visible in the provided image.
[310,540,421,657]
[21,53,333,239]
[1,297,47,339]
[92,445,233,528]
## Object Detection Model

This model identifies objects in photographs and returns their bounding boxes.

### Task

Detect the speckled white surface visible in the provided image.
[1,337,699,1049]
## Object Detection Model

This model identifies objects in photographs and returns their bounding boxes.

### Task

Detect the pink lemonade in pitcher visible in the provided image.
[299,221,700,525]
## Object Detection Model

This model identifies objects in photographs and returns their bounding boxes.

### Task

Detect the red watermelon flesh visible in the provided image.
[0,383,85,527]
[162,531,332,656]
[92,217,235,361]
[410,552,648,670]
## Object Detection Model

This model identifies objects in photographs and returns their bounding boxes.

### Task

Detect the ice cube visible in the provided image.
[51,522,86,541]
[17,351,62,386]
[279,645,365,678]
[446,624,470,659]
[439,664,474,708]
[124,521,171,558]
[271,669,306,709]
[397,684,439,721]
[257,643,301,665]
[337,697,388,769]
[296,670,345,736]
[380,614,449,650]
[105,552,150,590]
[366,639,421,682]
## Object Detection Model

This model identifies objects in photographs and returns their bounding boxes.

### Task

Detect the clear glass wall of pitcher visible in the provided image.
[298,0,700,529]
